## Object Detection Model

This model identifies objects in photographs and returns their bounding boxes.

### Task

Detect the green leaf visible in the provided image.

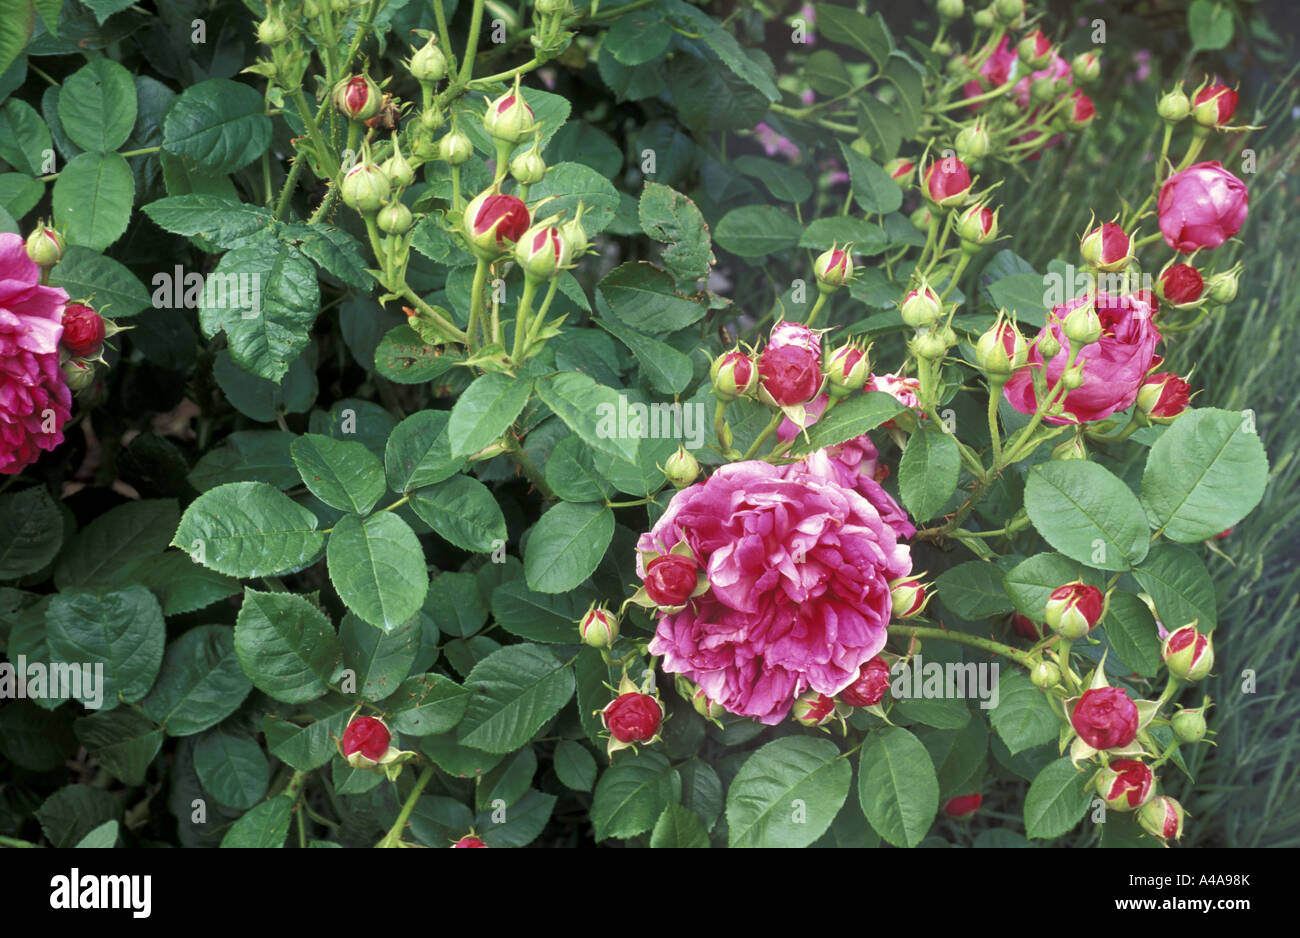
[856,727,938,848]
[262,698,352,771]
[1140,408,1268,543]
[387,672,471,736]
[448,373,534,459]
[475,788,556,847]
[524,501,614,594]
[327,512,428,633]
[662,0,779,100]
[798,216,886,253]
[1024,758,1091,839]
[0,171,43,219]
[651,803,711,847]
[291,434,386,515]
[340,613,418,702]
[638,180,714,281]
[525,161,621,235]
[592,751,680,840]
[605,6,673,65]
[141,625,251,736]
[213,351,316,423]
[47,245,150,317]
[58,58,136,152]
[281,223,370,289]
[194,728,270,811]
[51,151,133,251]
[1002,552,1099,620]
[800,391,904,449]
[733,154,812,204]
[728,736,853,847]
[73,709,163,787]
[456,643,575,753]
[714,204,801,257]
[899,424,960,521]
[553,739,597,791]
[46,586,165,709]
[233,589,341,704]
[189,430,298,492]
[544,436,616,503]
[141,194,274,250]
[0,698,75,770]
[838,141,903,215]
[384,410,467,493]
[53,498,178,592]
[36,785,122,848]
[597,261,706,333]
[163,78,272,175]
[0,98,50,177]
[1025,461,1150,570]
[0,1,33,85]
[373,325,465,384]
[491,579,593,644]
[137,552,241,617]
[916,717,988,800]
[535,371,640,464]
[935,561,1015,619]
[989,669,1057,755]
[172,481,325,578]
[219,795,293,848]
[409,474,506,555]
[597,318,692,394]
[1101,591,1162,678]
[0,486,63,579]
[987,272,1050,328]
[814,3,893,68]
[1132,542,1216,632]
[1188,0,1234,51]
[74,820,119,848]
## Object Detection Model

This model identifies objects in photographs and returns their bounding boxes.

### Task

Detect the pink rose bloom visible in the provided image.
[1157,161,1249,254]
[1011,53,1072,109]
[962,37,1019,108]
[1004,292,1162,424]
[641,454,913,724]
[865,373,921,412]
[1,233,72,475]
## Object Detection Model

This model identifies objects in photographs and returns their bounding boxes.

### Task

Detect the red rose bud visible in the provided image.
[791,690,836,727]
[710,348,756,401]
[1097,759,1155,812]
[957,203,998,248]
[758,343,823,407]
[825,343,869,393]
[1162,625,1213,681]
[1206,264,1242,303]
[1068,90,1096,130]
[644,553,699,607]
[577,601,619,649]
[483,84,535,144]
[340,163,391,213]
[814,245,854,291]
[1136,372,1191,420]
[341,716,391,768]
[1012,613,1046,641]
[884,157,915,186]
[889,575,928,619]
[663,444,701,488]
[1080,221,1132,272]
[462,190,530,256]
[975,318,1028,377]
[1157,263,1204,306]
[61,303,106,358]
[900,283,941,328]
[1072,51,1101,84]
[943,794,983,818]
[1045,582,1105,638]
[1137,795,1186,843]
[514,221,571,279]
[1017,30,1053,69]
[602,692,664,744]
[924,157,972,207]
[451,835,488,848]
[62,358,96,392]
[1157,85,1192,122]
[333,75,381,121]
[25,222,64,267]
[1193,83,1238,128]
[839,656,892,707]
[1071,686,1139,750]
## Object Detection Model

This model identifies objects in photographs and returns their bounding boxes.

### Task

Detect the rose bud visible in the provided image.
[1080,221,1133,272]
[900,283,941,328]
[1045,582,1105,639]
[791,690,837,727]
[923,156,973,207]
[825,343,869,394]
[1137,795,1186,843]
[644,552,699,608]
[943,794,983,818]
[889,575,929,619]
[509,146,547,186]
[910,205,933,231]
[676,675,726,721]
[663,444,701,489]
[1072,51,1101,84]
[975,318,1028,378]
[1171,706,1208,743]
[438,128,474,165]
[25,222,64,268]
[1205,264,1242,303]
[1157,263,1204,306]
[758,344,824,407]
[972,8,993,29]
[340,162,391,213]
[1062,299,1103,346]
[839,656,892,707]
[462,189,530,257]
[62,358,96,392]
[408,34,448,83]
[865,373,921,426]
[1068,90,1096,130]
[483,83,536,144]
[884,157,915,186]
[377,200,414,235]
[333,74,381,122]
[957,203,998,248]
[955,121,991,160]
[994,0,1024,25]
[341,716,391,769]
[1096,759,1156,812]
[1051,435,1087,462]
[1162,625,1214,681]
[813,245,854,291]
[768,320,821,355]
[937,0,964,21]
[710,348,756,401]
[1017,30,1053,70]
[380,140,416,191]
[1136,372,1191,420]
[1071,686,1140,750]
[451,835,488,848]
[1012,613,1046,641]
[257,16,290,44]
[1158,162,1249,253]
[577,601,619,649]
[514,221,571,280]
[1030,660,1061,688]
[1157,85,1192,122]
[61,303,106,358]
[602,691,664,747]
[1193,83,1238,128]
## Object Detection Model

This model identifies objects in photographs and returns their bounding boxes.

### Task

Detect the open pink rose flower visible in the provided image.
[641,454,913,725]
[1157,161,1248,253]
[1,233,72,475]
[962,37,1019,109]
[1004,292,1161,424]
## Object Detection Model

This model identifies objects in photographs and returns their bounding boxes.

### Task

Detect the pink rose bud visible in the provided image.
[1072,51,1101,84]
[1137,795,1186,842]
[1158,161,1248,253]
[900,284,941,328]
[768,320,821,355]
[1044,582,1104,638]
[1071,686,1139,750]
[884,157,915,185]
[578,601,619,649]
[1157,263,1204,306]
[463,190,530,256]
[924,156,973,207]
[758,343,823,407]
[1012,613,1046,641]
[514,222,571,279]
[1068,90,1096,129]
[483,85,535,144]
[1162,625,1214,681]
[839,656,892,707]
[791,690,837,727]
[663,444,701,488]
[333,75,381,121]
[341,716,391,768]
[1193,83,1238,128]
[1080,222,1132,271]
[1017,30,1053,69]
[25,223,64,267]
[643,553,699,607]
[975,318,1027,377]
[602,691,664,744]
[943,793,983,817]
[340,163,391,213]
[1096,759,1155,812]
[61,303,106,358]
[957,203,998,247]
[1137,372,1191,420]
[813,245,854,291]
[62,358,96,392]
[710,348,756,401]
[451,835,488,848]
[825,343,869,393]
[889,575,928,618]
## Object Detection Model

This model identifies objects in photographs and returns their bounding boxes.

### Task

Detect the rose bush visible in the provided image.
[0,0,1278,853]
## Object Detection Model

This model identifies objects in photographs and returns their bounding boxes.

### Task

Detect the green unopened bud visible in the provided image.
[381,138,415,189]
[825,342,869,393]
[937,0,964,20]
[1157,86,1191,122]
[1030,660,1060,688]
[910,206,933,231]
[1051,436,1087,460]
[900,284,941,329]
[814,245,854,291]
[535,0,568,14]
[1171,707,1208,743]
[340,162,391,213]
[850,137,872,160]
[62,358,96,391]
[514,221,571,279]
[664,445,701,488]
[1206,264,1242,303]
[1059,364,1085,389]
[972,7,994,28]
[558,211,590,258]
[483,79,536,144]
[1137,795,1186,842]
[257,16,290,45]
[993,0,1024,25]
[509,146,547,186]
[911,331,948,361]
[975,319,1027,377]
[420,106,446,133]
[333,74,381,122]
[377,200,413,235]
[1072,51,1101,84]
[577,601,619,648]
[438,129,473,165]
[955,121,991,161]
[25,222,64,267]
[1037,330,1061,360]
[408,35,448,83]
[1029,76,1057,105]
[1063,301,1102,346]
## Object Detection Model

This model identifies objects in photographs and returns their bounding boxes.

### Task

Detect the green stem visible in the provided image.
[512,276,540,362]
[467,256,491,349]
[804,291,829,328]
[376,766,434,848]
[523,277,562,351]
[459,0,486,84]
[292,88,340,178]
[887,625,1035,669]
[402,287,469,344]
[741,412,783,461]
[274,158,306,220]
[986,379,1005,465]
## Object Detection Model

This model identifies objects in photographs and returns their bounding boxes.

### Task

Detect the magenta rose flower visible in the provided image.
[1,232,72,475]
[962,37,1019,108]
[641,454,912,724]
[1157,161,1248,253]
[1071,686,1139,750]
[1003,292,1161,424]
